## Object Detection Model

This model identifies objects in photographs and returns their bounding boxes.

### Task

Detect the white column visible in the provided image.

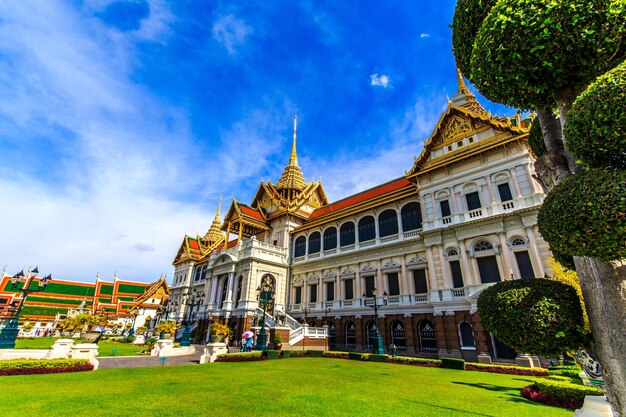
[525,226,546,277]
[509,167,522,197]
[209,276,219,306]
[223,272,235,309]
[400,257,408,299]
[438,247,453,288]
[458,239,474,285]
[426,246,439,290]
[376,264,384,293]
[485,176,495,204]
[450,188,459,212]
[354,270,361,301]
[498,232,513,280]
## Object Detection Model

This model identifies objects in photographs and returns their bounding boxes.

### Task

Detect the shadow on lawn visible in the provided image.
[405,399,493,417]
[451,381,517,392]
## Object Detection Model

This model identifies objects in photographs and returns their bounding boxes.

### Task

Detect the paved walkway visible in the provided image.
[98,346,203,369]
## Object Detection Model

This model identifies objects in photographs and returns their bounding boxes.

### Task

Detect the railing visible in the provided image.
[285,314,302,331]
[323,249,337,255]
[306,327,327,338]
[468,208,483,219]
[502,201,515,210]
[414,293,428,303]
[259,308,275,327]
[308,253,320,259]
[442,216,452,225]
[380,234,399,243]
[289,327,304,344]
[403,229,421,238]
[360,240,376,247]
[388,295,400,305]
[343,300,354,307]
[452,288,466,298]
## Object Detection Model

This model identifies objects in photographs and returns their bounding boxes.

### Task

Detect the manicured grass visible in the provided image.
[15,338,145,356]
[0,358,570,417]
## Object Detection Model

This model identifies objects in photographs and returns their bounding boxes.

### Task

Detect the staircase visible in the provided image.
[253,309,328,348]
[175,322,198,340]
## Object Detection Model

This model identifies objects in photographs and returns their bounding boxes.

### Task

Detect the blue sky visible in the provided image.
[0,0,515,283]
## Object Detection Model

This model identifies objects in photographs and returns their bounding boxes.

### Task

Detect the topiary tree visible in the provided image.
[452,1,626,413]
[538,168,626,262]
[451,0,496,79]
[564,61,626,169]
[527,119,547,158]
[478,279,586,356]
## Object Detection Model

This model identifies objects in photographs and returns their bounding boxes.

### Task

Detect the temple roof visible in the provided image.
[204,196,225,245]
[276,116,307,191]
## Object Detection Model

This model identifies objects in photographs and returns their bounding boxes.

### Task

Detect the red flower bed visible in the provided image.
[521,384,583,410]
[466,364,548,376]
[0,363,94,376]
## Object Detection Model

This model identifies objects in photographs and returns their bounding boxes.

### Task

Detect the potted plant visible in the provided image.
[273,333,283,350]
[136,325,148,335]
[76,313,104,343]
[209,322,230,343]
[154,320,177,339]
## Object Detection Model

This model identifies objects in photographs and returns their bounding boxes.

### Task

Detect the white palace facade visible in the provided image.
[169,74,551,360]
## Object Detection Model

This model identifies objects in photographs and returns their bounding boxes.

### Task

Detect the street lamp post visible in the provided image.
[181,289,204,347]
[127,308,143,338]
[323,307,332,351]
[0,267,52,349]
[363,287,388,355]
[253,280,275,351]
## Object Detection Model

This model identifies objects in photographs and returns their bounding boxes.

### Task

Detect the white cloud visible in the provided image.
[420,33,430,38]
[212,14,252,55]
[370,73,390,88]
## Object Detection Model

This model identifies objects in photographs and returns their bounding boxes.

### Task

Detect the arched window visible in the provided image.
[345,321,356,349]
[323,227,337,251]
[459,322,475,348]
[308,232,321,254]
[401,202,422,231]
[378,209,399,237]
[418,320,438,354]
[194,266,203,282]
[200,265,208,281]
[294,236,306,257]
[340,222,355,247]
[390,320,407,354]
[235,276,243,303]
[474,240,494,252]
[328,322,336,348]
[358,216,375,242]
[511,238,527,247]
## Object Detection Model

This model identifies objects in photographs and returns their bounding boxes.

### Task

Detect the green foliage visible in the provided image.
[281,350,292,358]
[467,362,548,375]
[262,350,281,360]
[322,351,350,359]
[477,279,586,356]
[451,0,496,79]
[441,358,466,370]
[216,351,263,360]
[273,333,282,343]
[528,119,547,157]
[306,350,324,357]
[349,352,369,361]
[388,356,441,366]
[136,326,147,335]
[125,335,136,343]
[0,358,89,370]
[538,168,626,262]
[153,320,177,335]
[548,367,582,378]
[534,379,600,402]
[564,60,626,169]
[368,354,389,363]
[469,0,626,109]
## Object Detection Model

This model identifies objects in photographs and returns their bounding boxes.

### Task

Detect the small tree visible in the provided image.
[477,279,586,356]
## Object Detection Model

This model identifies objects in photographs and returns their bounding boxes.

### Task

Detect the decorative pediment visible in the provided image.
[382,260,400,270]
[408,256,426,265]
[293,276,304,283]
[323,271,336,278]
[360,264,376,273]
[340,268,355,276]
[307,274,319,282]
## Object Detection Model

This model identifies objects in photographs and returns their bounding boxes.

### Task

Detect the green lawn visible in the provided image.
[0,358,570,417]
[15,337,145,356]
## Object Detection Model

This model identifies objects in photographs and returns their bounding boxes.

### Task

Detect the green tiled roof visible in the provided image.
[99,284,114,295]
[117,284,147,294]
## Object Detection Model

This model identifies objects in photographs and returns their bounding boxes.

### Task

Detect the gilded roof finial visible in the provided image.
[457,67,470,96]
[205,194,225,244]
[289,115,299,167]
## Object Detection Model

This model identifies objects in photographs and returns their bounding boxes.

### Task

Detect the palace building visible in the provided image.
[170,73,550,360]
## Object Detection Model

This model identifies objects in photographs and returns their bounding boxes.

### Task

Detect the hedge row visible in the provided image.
[388,356,440,367]
[521,379,599,410]
[466,363,549,376]
[0,359,93,376]
[215,352,264,362]
[441,358,466,370]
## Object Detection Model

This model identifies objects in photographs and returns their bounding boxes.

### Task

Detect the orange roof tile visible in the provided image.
[308,177,411,221]
[239,204,265,220]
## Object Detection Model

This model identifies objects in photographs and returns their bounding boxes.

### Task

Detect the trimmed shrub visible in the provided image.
[322,351,350,359]
[215,352,264,362]
[368,354,389,363]
[281,350,292,358]
[548,367,582,379]
[286,350,307,358]
[262,350,281,360]
[522,379,599,409]
[564,61,626,169]
[0,359,93,376]
[469,0,626,109]
[349,352,369,361]
[388,356,441,367]
[528,119,547,157]
[466,363,548,376]
[478,279,586,356]
[538,168,626,262]
[451,0,496,79]
[441,358,466,370]
[306,350,324,357]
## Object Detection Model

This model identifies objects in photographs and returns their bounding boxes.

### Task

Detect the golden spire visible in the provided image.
[277,115,306,191]
[457,68,470,96]
[452,67,488,117]
[204,195,225,244]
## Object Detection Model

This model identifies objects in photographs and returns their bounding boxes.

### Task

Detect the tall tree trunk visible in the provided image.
[574,257,626,416]
[532,106,572,193]
[554,87,583,174]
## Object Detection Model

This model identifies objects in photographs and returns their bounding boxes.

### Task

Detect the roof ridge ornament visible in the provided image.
[276,115,307,191]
